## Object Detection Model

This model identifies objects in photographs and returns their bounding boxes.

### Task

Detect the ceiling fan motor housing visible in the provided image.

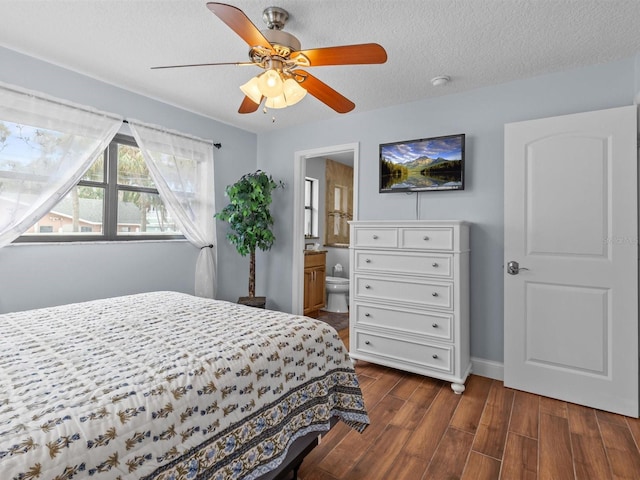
[260,6,301,57]
[262,29,301,56]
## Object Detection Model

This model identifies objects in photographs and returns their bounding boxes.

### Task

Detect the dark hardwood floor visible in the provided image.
[301,325,640,480]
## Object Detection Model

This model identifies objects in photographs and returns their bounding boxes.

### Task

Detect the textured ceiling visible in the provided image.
[1,1,640,134]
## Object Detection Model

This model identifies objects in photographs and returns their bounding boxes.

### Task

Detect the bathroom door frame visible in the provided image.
[291,143,360,315]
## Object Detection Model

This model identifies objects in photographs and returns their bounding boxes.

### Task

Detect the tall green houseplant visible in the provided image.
[215,170,283,305]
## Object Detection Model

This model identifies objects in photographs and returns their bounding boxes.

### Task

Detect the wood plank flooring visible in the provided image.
[299,327,640,480]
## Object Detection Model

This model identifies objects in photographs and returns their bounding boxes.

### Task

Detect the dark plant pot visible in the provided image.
[238,296,266,309]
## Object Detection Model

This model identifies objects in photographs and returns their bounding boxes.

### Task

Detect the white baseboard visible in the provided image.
[471,357,504,381]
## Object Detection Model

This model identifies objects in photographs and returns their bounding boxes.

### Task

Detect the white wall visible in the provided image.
[256,56,637,363]
[0,47,257,312]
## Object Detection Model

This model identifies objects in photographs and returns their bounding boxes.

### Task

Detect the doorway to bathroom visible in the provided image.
[291,143,359,317]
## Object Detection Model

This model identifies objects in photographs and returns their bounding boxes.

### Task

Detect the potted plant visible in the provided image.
[215,170,284,308]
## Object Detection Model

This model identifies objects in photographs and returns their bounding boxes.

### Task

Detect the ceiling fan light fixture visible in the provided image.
[239,76,263,104]
[265,94,288,109]
[258,69,284,98]
[282,78,307,106]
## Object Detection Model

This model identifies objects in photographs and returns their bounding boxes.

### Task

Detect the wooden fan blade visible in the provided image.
[293,70,355,114]
[291,43,387,67]
[238,95,262,114]
[151,61,254,70]
[206,2,274,52]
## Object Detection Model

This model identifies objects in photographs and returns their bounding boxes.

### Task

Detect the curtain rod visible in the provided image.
[122,119,221,149]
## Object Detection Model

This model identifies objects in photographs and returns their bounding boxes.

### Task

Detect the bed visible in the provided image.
[0,291,368,480]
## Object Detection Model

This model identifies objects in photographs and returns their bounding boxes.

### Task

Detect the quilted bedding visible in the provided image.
[0,291,368,480]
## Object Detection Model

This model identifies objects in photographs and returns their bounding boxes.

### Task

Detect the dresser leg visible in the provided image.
[451,382,465,394]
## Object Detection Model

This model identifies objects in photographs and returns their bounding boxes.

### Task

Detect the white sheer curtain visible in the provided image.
[0,83,122,247]
[128,120,217,298]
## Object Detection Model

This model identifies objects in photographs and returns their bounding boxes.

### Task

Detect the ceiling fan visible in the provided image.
[151,2,387,114]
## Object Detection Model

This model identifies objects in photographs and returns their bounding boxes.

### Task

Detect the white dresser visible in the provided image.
[349,220,470,393]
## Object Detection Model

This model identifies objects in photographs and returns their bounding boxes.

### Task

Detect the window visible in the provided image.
[17,134,183,242]
[304,177,319,238]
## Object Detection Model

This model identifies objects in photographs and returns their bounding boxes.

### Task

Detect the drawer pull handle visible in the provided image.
[432,323,438,328]
[365,258,372,263]
[432,292,438,297]
[364,313,371,317]
[365,340,371,345]
[432,262,438,267]
[424,236,430,241]
[365,285,371,289]
[432,354,438,359]
[372,235,379,240]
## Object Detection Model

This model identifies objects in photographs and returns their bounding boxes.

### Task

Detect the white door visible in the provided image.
[504,105,638,417]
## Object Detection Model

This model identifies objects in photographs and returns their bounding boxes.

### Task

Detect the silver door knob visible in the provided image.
[372,235,378,239]
[432,292,438,297]
[432,262,438,267]
[365,258,371,263]
[507,260,530,275]
[432,354,438,359]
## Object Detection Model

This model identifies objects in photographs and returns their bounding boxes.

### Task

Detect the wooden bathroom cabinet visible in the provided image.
[304,250,326,318]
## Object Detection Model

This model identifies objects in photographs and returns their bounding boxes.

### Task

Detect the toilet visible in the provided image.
[325,276,350,313]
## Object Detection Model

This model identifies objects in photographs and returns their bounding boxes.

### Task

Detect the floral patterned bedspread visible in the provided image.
[0,291,368,480]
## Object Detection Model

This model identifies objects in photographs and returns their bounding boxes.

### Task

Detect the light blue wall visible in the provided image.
[257,57,637,362]
[0,47,257,312]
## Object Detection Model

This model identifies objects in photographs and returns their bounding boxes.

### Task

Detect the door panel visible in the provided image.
[526,282,608,374]
[526,135,607,257]
[504,105,638,417]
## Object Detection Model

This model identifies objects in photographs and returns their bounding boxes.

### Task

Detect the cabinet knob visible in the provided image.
[372,235,378,240]
[432,262,438,267]
[365,285,371,289]
[423,236,430,241]
[364,313,371,317]
[365,340,371,345]
[432,323,438,328]
[432,292,438,297]
[365,258,372,263]
[432,354,438,359]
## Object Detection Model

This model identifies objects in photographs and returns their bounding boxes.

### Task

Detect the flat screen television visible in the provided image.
[379,133,465,193]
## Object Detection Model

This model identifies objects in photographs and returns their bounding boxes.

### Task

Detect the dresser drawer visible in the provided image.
[354,274,453,309]
[400,227,454,251]
[352,227,397,248]
[353,302,453,341]
[354,330,453,373]
[354,250,452,278]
